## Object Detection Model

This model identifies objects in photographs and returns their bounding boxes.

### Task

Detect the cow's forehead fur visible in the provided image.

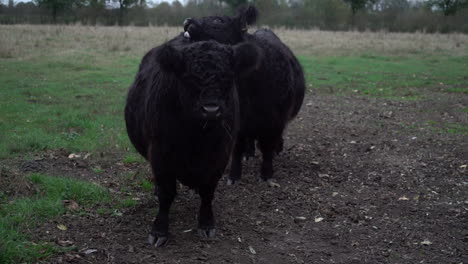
[181,42,234,85]
[199,15,235,27]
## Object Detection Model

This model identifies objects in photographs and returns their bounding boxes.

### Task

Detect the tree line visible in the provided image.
[0,0,467,33]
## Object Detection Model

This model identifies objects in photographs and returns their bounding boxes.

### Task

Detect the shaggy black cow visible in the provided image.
[125,38,260,247]
[183,6,306,184]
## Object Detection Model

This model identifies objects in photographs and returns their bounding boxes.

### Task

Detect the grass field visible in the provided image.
[0,173,111,263]
[1,25,466,158]
[0,25,467,263]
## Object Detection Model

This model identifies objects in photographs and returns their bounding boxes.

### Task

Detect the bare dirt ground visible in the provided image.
[4,92,467,264]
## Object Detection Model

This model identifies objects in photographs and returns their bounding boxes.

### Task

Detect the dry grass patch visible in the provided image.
[273,28,468,56]
[1,25,467,60]
[0,25,180,60]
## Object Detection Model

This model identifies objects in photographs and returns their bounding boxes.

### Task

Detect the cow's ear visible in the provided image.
[233,42,261,77]
[157,44,184,74]
[237,5,258,32]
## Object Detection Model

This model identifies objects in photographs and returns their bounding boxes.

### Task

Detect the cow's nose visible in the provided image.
[202,104,221,119]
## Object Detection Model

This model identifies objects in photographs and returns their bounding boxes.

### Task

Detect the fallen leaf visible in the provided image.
[62,200,80,211]
[332,192,339,197]
[314,217,324,223]
[68,153,81,159]
[460,164,467,169]
[56,240,74,247]
[398,196,409,201]
[248,246,256,254]
[57,224,68,231]
[82,249,98,255]
[421,239,432,245]
[268,181,281,188]
[112,210,123,217]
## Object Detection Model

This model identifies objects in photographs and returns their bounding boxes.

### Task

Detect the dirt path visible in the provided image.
[11,93,467,264]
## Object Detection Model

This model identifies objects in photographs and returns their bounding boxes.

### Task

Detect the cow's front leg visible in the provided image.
[148,177,176,247]
[197,182,218,238]
[243,137,255,160]
[228,135,246,185]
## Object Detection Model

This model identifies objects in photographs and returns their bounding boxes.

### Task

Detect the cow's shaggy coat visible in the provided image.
[184,6,306,183]
[125,38,260,246]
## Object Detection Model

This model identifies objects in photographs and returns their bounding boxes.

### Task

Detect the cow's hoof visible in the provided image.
[188,187,199,197]
[243,153,255,161]
[227,178,237,186]
[245,153,255,160]
[266,178,280,188]
[148,234,169,248]
[198,228,216,238]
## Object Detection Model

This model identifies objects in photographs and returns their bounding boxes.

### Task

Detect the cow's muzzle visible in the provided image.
[201,103,221,120]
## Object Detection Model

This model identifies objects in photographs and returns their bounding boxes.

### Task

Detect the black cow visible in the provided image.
[125,38,260,247]
[183,6,306,184]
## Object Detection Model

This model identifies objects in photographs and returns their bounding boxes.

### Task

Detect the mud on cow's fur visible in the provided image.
[124,37,260,246]
[184,5,306,184]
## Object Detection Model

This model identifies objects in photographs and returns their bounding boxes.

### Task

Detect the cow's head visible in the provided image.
[157,41,260,122]
[183,5,258,44]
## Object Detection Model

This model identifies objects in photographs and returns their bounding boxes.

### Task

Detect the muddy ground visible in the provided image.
[3,93,467,264]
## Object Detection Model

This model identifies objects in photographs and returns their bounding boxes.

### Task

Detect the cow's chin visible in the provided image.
[200,116,222,124]
[198,115,224,130]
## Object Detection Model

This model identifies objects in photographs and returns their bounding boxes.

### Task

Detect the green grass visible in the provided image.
[0,54,138,158]
[0,173,110,264]
[299,54,468,99]
[139,179,153,192]
[92,166,104,174]
[118,197,137,208]
[1,48,467,158]
[444,87,468,93]
[413,120,468,136]
[445,123,468,135]
[122,153,144,164]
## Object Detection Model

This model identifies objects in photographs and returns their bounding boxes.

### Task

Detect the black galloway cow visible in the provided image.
[125,39,260,247]
[183,6,306,184]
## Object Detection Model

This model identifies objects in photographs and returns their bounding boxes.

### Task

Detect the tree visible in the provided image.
[343,0,377,27]
[113,0,139,25]
[343,0,377,15]
[80,0,107,25]
[221,0,248,11]
[428,0,467,16]
[34,0,75,23]
[375,0,410,11]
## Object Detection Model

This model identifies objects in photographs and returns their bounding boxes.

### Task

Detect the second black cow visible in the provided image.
[184,6,306,184]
